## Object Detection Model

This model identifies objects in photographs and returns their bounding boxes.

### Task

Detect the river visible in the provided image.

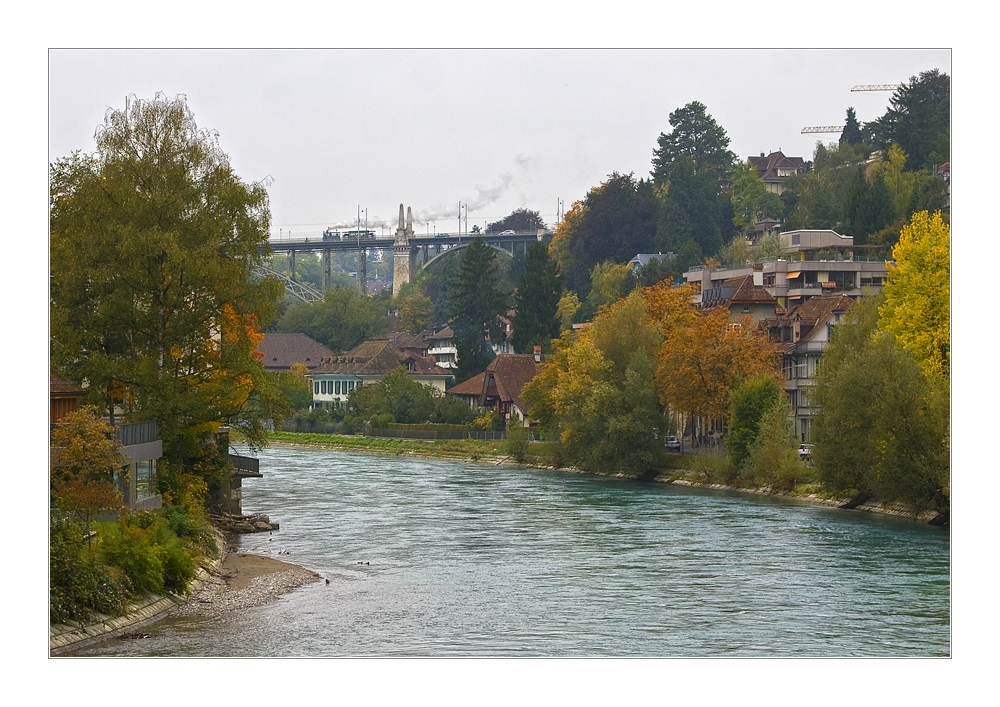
[67,445,950,657]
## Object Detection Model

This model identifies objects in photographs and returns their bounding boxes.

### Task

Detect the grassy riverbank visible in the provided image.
[259,431,946,524]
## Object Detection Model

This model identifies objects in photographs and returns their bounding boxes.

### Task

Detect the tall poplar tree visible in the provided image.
[50,94,286,462]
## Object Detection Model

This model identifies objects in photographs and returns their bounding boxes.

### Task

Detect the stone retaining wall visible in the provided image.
[49,527,226,656]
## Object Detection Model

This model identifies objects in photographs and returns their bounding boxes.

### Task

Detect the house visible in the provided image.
[446,349,545,427]
[760,293,855,443]
[306,339,454,410]
[49,369,163,511]
[685,229,889,309]
[700,271,778,324]
[50,368,86,423]
[257,332,335,371]
[750,218,782,244]
[628,252,675,270]
[748,151,807,194]
[387,325,459,369]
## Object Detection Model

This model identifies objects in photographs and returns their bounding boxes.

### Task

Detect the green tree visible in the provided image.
[49,94,286,466]
[868,69,950,171]
[651,100,736,185]
[397,292,435,334]
[730,161,784,235]
[655,156,724,260]
[511,239,562,354]
[840,107,866,147]
[486,208,546,234]
[727,373,784,471]
[812,292,948,510]
[273,362,312,411]
[739,397,805,491]
[449,236,511,383]
[278,285,388,352]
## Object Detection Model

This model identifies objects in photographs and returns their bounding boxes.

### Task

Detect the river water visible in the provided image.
[67,445,950,657]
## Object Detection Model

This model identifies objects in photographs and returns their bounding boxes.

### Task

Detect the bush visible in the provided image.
[370,412,396,429]
[503,415,532,462]
[97,522,165,595]
[50,517,131,624]
[157,535,198,595]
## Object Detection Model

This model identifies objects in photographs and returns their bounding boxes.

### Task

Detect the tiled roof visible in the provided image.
[484,354,544,414]
[748,151,805,182]
[257,333,335,369]
[311,340,453,378]
[721,274,778,304]
[447,371,487,397]
[50,369,86,397]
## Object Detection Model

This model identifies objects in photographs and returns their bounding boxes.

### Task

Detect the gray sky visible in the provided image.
[48,49,950,239]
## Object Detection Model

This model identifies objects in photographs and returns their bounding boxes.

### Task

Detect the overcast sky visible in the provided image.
[48,49,950,239]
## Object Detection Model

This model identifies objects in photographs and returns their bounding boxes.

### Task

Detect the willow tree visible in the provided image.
[50,94,286,465]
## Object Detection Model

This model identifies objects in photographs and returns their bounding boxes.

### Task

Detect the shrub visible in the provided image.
[370,412,396,429]
[503,414,531,462]
[50,517,130,623]
[98,522,165,595]
[158,535,198,595]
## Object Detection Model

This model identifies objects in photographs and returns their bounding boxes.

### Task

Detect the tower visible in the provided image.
[393,204,416,296]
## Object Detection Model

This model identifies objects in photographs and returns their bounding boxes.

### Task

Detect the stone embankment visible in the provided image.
[208,512,279,534]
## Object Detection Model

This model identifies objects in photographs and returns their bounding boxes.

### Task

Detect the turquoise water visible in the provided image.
[67,446,950,657]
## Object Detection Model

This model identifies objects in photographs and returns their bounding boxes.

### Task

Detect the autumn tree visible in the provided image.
[522,291,664,474]
[50,405,126,527]
[397,292,435,335]
[656,309,780,429]
[50,94,287,468]
[879,210,950,379]
[511,240,562,354]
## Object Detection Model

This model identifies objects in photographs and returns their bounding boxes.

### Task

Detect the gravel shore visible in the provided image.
[171,551,322,617]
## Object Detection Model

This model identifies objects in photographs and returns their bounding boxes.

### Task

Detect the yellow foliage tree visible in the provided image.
[879,210,950,379]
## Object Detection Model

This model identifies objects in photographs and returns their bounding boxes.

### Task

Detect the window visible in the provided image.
[314,382,319,394]
[335,380,341,395]
[348,381,355,391]
[321,380,327,394]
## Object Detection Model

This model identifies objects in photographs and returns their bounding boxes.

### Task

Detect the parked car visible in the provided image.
[499,229,516,235]
[798,443,813,460]
[665,435,681,452]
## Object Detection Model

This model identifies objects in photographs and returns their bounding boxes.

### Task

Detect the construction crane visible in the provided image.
[851,84,898,92]
[801,126,844,134]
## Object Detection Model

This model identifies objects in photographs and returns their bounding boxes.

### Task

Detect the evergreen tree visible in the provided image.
[655,155,723,257]
[868,69,950,171]
[840,107,866,147]
[651,100,736,185]
[486,208,546,234]
[511,240,562,354]
[449,236,510,383]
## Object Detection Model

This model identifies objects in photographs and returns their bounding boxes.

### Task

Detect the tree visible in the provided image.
[50,405,127,527]
[727,373,784,471]
[49,94,286,466]
[651,101,736,185]
[730,161,784,235]
[657,309,780,424]
[522,291,664,474]
[739,396,805,491]
[840,107,866,147]
[655,156,724,261]
[278,285,388,352]
[486,208,546,234]
[274,362,312,411]
[511,240,562,353]
[397,292,435,334]
[561,173,657,297]
[812,293,948,510]
[879,211,950,379]
[868,69,950,172]
[449,236,511,383]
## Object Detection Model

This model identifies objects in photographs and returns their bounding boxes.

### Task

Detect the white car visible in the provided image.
[499,229,516,235]
[798,444,813,460]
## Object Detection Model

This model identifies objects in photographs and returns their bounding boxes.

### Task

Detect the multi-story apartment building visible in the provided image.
[685,229,889,310]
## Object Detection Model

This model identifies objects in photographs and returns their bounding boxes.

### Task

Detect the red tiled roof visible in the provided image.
[447,371,487,397]
[484,354,544,414]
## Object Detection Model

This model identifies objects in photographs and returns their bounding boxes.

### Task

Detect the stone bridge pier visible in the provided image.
[393,204,418,297]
